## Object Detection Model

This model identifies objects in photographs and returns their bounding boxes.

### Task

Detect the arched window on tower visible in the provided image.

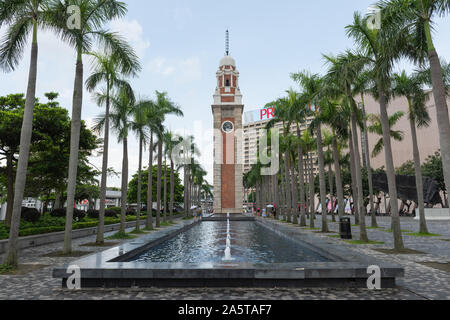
[225,78,230,87]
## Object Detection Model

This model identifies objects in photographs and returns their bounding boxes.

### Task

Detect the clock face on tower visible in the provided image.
[222,121,234,133]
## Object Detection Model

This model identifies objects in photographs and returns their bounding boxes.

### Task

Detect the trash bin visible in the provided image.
[339,217,352,240]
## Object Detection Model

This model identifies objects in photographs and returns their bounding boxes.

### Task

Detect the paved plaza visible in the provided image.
[0,216,448,300]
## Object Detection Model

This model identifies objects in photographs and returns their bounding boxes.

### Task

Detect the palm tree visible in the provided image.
[201,182,213,206]
[143,100,163,230]
[300,130,317,228]
[130,99,152,231]
[164,132,182,222]
[354,70,379,227]
[320,99,348,219]
[379,0,450,215]
[266,98,295,221]
[94,87,135,234]
[346,11,407,250]
[86,51,140,243]
[323,129,336,222]
[287,90,312,226]
[293,71,329,233]
[177,135,200,217]
[152,92,183,227]
[391,70,431,234]
[368,110,405,219]
[46,0,135,254]
[0,0,53,267]
[367,111,405,158]
[323,51,369,241]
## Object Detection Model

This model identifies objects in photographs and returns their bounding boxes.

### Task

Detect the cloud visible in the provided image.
[109,18,150,59]
[146,56,202,84]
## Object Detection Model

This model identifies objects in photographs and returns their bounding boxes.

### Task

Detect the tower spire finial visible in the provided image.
[225,29,229,56]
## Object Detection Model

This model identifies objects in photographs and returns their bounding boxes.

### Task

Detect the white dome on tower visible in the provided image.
[220,55,236,67]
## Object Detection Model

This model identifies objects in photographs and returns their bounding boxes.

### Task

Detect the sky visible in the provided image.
[1,0,450,188]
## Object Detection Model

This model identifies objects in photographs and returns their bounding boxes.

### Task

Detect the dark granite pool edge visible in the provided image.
[52,218,404,288]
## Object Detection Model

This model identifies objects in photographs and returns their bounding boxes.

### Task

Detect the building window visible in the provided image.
[225,79,230,87]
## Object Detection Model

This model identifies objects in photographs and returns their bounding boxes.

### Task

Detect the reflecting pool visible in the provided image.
[130,221,330,264]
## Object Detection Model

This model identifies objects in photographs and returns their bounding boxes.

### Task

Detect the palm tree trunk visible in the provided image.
[374,195,381,214]
[280,167,286,220]
[273,172,279,219]
[63,51,84,255]
[170,159,174,222]
[378,87,404,251]
[4,26,39,267]
[290,156,298,224]
[348,127,359,225]
[119,136,128,234]
[184,166,188,217]
[332,137,345,218]
[351,112,368,242]
[258,178,263,213]
[328,160,335,222]
[277,182,283,220]
[136,134,143,231]
[309,153,315,228]
[186,166,191,216]
[304,154,310,219]
[5,153,14,228]
[283,151,292,222]
[96,87,110,244]
[297,126,306,226]
[280,158,287,220]
[316,125,329,233]
[163,157,167,223]
[409,116,429,234]
[361,97,378,228]
[156,139,162,227]
[146,133,154,229]
[255,179,260,214]
[425,23,450,217]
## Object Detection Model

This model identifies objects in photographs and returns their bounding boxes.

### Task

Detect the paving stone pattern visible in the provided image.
[0,216,448,300]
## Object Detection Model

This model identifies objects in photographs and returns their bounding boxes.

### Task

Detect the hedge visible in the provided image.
[0,214,149,240]
[21,207,41,223]
[50,208,86,220]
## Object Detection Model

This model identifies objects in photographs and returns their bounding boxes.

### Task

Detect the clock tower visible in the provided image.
[212,31,243,214]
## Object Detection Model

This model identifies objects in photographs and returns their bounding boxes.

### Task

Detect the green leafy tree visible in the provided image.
[0,0,54,267]
[422,151,446,206]
[396,161,415,176]
[0,94,25,226]
[127,166,183,206]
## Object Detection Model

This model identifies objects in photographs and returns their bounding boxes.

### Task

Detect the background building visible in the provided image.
[243,108,318,176]
[356,93,450,171]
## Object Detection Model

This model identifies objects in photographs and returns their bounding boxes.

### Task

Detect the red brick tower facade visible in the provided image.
[212,53,244,214]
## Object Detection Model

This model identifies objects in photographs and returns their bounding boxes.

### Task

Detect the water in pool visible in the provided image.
[131,221,330,264]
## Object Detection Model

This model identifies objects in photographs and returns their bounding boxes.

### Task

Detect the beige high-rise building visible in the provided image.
[243,110,318,176]
[242,93,450,202]
[355,93,450,171]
